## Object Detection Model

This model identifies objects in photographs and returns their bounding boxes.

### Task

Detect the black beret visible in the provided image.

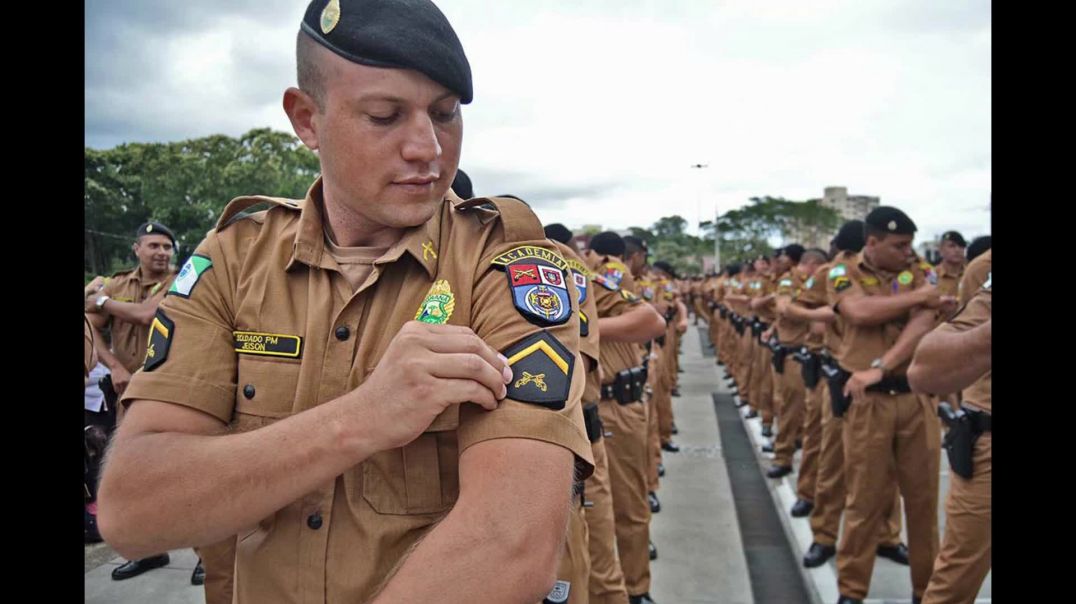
[940,230,967,247]
[865,206,917,236]
[773,247,784,258]
[135,222,176,247]
[544,223,573,244]
[653,260,679,280]
[589,231,625,257]
[966,235,991,261]
[451,168,473,199]
[834,220,866,253]
[782,244,805,263]
[301,0,473,104]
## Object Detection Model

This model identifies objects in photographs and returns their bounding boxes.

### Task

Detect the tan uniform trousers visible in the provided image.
[737,330,754,402]
[795,377,824,501]
[837,391,941,600]
[194,535,237,604]
[810,380,904,547]
[750,339,775,426]
[922,433,991,604]
[584,438,630,604]
[646,360,663,492]
[656,333,676,445]
[773,354,806,467]
[598,398,652,596]
[553,497,592,604]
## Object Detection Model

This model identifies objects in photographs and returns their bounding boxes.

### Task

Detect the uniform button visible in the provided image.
[335,326,350,341]
[243,384,255,399]
[307,512,322,530]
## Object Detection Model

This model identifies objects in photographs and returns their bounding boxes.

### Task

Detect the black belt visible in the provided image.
[865,375,912,395]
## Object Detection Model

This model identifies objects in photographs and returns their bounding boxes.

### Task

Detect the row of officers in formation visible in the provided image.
[81,2,990,603]
[690,208,991,604]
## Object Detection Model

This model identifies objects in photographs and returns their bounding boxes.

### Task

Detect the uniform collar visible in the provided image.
[286,176,443,279]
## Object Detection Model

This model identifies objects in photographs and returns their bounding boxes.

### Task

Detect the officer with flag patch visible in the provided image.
[827,207,958,604]
[84,221,185,583]
[97,3,596,603]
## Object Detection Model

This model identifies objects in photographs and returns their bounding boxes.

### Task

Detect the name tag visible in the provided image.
[233,331,302,358]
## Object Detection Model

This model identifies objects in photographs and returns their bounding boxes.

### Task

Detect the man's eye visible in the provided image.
[368,113,399,125]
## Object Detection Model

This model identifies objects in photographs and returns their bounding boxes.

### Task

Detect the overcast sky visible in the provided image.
[85,0,991,242]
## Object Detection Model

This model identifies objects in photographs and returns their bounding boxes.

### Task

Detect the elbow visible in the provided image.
[906,361,935,395]
[479,508,564,601]
[646,314,666,340]
[96,487,149,560]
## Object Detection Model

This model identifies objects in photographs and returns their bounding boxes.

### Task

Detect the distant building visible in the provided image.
[783,186,880,250]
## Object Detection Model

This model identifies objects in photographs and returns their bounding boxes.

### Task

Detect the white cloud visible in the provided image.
[85,0,991,242]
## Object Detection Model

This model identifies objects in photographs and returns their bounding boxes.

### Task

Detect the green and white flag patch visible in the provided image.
[169,254,213,299]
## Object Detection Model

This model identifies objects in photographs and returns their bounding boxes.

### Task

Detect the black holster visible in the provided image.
[938,402,988,479]
[822,362,853,417]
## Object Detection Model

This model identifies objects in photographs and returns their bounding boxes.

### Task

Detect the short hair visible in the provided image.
[801,248,828,264]
[782,244,805,264]
[297,30,329,110]
[623,235,647,258]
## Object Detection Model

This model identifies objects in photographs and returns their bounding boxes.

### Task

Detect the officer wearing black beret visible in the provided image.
[936,230,968,298]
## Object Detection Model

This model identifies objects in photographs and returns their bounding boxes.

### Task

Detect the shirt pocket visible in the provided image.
[361,387,461,515]
[234,356,301,419]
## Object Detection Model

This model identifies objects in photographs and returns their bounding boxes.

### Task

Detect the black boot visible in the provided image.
[111,554,171,581]
[790,499,814,517]
[648,491,661,514]
[877,542,910,565]
[648,542,658,561]
[766,464,792,479]
[191,559,205,585]
[803,542,836,568]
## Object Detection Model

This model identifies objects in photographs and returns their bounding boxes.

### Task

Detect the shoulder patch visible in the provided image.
[620,289,640,304]
[491,245,569,271]
[592,271,618,291]
[897,271,914,286]
[601,261,627,289]
[169,254,213,299]
[804,277,815,289]
[502,258,573,326]
[579,310,590,337]
[861,276,879,287]
[503,331,574,409]
[828,264,847,280]
[144,310,175,371]
[833,276,851,293]
[566,258,590,304]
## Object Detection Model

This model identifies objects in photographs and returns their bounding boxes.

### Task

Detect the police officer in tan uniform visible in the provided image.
[827,207,958,604]
[98,3,600,602]
[85,221,182,582]
[934,231,967,299]
[909,251,991,604]
[546,223,630,604]
[586,232,666,604]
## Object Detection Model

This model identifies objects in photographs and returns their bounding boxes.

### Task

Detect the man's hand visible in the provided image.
[85,286,107,313]
[844,368,884,400]
[84,276,106,298]
[110,364,133,395]
[356,322,513,452]
[761,327,775,341]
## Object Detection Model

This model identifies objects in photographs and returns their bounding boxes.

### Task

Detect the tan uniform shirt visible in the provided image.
[932,281,991,413]
[774,269,810,346]
[122,180,594,603]
[590,258,644,385]
[958,250,992,306]
[792,264,830,352]
[826,252,927,373]
[553,241,602,404]
[101,266,178,373]
[935,261,965,299]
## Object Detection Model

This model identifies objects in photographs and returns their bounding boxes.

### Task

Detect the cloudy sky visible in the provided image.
[85,0,991,242]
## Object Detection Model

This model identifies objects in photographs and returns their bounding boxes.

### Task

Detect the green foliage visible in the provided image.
[85,128,320,275]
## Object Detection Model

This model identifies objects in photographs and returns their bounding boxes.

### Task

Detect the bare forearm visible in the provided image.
[784,303,835,324]
[373,440,570,604]
[598,305,665,342]
[840,292,926,326]
[881,310,937,374]
[98,397,378,558]
[100,299,156,326]
[908,322,991,394]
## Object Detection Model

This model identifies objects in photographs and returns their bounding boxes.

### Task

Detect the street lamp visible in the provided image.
[690,163,716,272]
